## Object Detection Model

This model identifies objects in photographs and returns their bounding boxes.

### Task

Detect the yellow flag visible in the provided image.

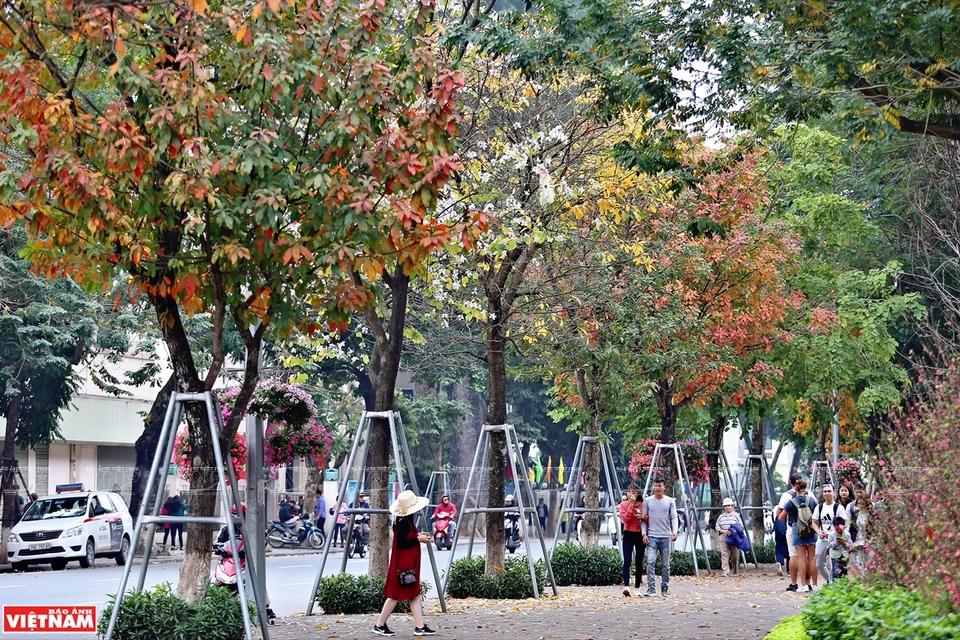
[528,467,535,483]
[558,457,566,485]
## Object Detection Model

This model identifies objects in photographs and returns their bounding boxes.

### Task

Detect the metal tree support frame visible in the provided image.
[704,449,761,569]
[305,411,447,615]
[442,424,558,598]
[551,436,624,557]
[641,443,713,576]
[811,460,837,495]
[105,391,269,640]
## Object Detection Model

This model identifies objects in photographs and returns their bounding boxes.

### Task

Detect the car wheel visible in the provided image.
[115,536,130,566]
[266,530,286,549]
[50,559,67,571]
[79,539,95,568]
[308,531,324,549]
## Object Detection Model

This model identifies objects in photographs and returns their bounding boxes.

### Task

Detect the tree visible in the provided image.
[672,0,960,141]
[0,0,462,598]
[1,223,139,562]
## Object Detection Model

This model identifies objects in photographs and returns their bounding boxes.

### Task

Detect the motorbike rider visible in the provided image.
[349,493,371,542]
[504,494,521,541]
[216,503,276,621]
[279,494,303,534]
[433,494,458,539]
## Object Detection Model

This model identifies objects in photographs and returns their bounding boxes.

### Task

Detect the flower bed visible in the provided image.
[628,438,711,486]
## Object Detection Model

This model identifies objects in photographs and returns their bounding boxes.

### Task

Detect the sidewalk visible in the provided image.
[271,572,804,639]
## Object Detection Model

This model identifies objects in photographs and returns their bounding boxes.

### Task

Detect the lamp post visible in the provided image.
[245,325,267,625]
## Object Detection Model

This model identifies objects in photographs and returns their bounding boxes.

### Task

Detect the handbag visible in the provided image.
[398,569,417,587]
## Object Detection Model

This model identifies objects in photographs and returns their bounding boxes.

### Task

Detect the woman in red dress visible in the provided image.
[374,490,437,637]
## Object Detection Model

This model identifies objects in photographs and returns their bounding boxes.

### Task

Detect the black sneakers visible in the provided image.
[372,625,396,636]
[414,625,437,636]
[785,583,799,592]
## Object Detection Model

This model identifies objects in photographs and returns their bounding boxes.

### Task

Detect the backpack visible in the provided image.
[791,496,816,538]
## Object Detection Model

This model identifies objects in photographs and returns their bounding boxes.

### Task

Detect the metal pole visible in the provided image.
[306,412,367,615]
[599,441,623,559]
[502,425,540,598]
[565,442,586,545]
[514,426,557,596]
[244,413,267,627]
[104,392,179,640]
[552,436,583,552]
[466,432,491,562]
[393,412,447,613]
[204,394,255,640]
[341,419,372,573]
[443,427,485,595]
[137,400,184,593]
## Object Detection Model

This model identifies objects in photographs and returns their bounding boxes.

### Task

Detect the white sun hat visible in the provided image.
[389,490,430,517]
[722,497,735,506]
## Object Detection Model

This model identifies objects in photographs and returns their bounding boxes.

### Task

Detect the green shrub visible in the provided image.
[97,583,247,640]
[551,542,622,586]
[753,540,777,564]
[446,555,547,599]
[313,573,431,614]
[765,615,809,640]
[803,580,960,640]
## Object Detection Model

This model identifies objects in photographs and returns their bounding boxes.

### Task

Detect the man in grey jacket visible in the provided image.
[642,478,678,597]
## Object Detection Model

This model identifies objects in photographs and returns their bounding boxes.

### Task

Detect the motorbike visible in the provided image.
[433,512,453,551]
[504,516,520,554]
[213,539,243,592]
[347,517,369,559]
[266,513,325,549]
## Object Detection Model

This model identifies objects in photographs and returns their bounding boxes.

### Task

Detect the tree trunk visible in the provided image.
[450,376,485,536]
[576,369,602,548]
[707,412,724,549]
[546,486,558,538]
[363,268,409,580]
[129,375,176,554]
[655,379,678,496]
[750,418,765,546]
[789,445,802,479]
[484,317,507,575]
[0,392,22,564]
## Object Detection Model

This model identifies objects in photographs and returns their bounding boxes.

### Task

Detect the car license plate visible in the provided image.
[29,542,52,551]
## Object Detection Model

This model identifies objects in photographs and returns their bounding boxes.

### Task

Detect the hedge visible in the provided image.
[97,583,247,640]
[446,555,547,599]
[803,579,960,640]
[314,573,431,614]
[765,615,809,640]
[551,542,622,586]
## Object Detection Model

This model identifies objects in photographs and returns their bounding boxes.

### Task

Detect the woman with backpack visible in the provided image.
[778,479,819,593]
[848,485,872,577]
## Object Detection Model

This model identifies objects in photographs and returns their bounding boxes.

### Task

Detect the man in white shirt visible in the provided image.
[775,473,802,591]
[812,484,842,586]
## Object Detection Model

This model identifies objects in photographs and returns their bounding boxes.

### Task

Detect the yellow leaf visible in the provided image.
[235,25,248,43]
[115,38,126,57]
[252,2,263,20]
[268,0,280,11]
[189,0,208,14]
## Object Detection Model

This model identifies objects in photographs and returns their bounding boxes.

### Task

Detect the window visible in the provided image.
[21,496,88,521]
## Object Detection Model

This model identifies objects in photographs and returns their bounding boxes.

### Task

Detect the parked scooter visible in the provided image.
[265,512,325,549]
[215,503,275,623]
[433,512,453,551]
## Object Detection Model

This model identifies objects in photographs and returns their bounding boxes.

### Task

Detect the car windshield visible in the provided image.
[21,496,88,521]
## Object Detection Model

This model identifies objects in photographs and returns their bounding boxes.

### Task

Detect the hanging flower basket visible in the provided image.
[834,458,863,486]
[628,438,711,487]
[173,429,246,481]
[223,380,332,468]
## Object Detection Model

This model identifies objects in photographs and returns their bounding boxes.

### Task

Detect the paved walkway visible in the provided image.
[270,570,804,639]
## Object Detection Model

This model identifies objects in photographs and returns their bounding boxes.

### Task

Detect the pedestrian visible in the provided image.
[330,501,348,547]
[12,490,24,523]
[778,478,818,593]
[536,498,548,531]
[164,495,186,550]
[837,483,855,531]
[619,483,646,596]
[161,496,174,549]
[314,488,327,535]
[23,492,37,518]
[812,484,842,586]
[828,516,851,579]
[848,485,872,577]
[716,497,744,577]
[297,494,305,516]
[373,490,436,637]
[641,478,678,597]
[774,472,803,590]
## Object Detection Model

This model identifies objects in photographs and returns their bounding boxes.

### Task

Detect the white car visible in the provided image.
[7,485,134,572]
